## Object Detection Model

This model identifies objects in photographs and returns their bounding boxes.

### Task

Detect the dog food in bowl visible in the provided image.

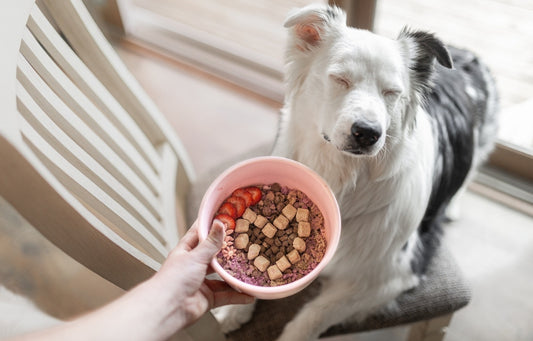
[214,183,327,287]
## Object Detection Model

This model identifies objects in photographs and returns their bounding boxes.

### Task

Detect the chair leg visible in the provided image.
[407,313,453,341]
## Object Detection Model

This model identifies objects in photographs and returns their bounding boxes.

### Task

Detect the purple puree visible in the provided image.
[215,184,327,287]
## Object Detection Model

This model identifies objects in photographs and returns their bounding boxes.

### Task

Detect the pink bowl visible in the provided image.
[198,156,341,300]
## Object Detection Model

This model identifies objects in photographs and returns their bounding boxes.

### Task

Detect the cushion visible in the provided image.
[187,144,471,340]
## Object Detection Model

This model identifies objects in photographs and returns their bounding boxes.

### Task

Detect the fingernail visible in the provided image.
[210,220,225,243]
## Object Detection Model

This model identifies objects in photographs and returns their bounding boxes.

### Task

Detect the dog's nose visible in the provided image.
[351,122,382,147]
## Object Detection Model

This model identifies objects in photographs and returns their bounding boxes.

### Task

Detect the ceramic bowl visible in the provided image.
[198,156,340,299]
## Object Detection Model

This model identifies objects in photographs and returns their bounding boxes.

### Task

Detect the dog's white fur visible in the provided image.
[215,5,494,340]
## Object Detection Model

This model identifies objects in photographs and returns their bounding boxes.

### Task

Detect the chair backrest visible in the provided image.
[0,0,196,290]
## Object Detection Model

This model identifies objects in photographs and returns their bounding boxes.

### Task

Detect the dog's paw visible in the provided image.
[276,322,314,341]
[212,303,256,334]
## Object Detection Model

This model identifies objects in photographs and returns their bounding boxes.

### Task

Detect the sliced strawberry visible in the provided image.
[232,188,253,206]
[226,196,246,217]
[217,202,237,218]
[245,186,262,205]
[214,214,235,230]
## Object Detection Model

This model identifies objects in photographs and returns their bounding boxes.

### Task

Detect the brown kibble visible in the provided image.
[296,208,310,222]
[235,233,249,249]
[276,255,291,272]
[271,183,281,192]
[273,214,289,230]
[265,248,273,256]
[262,223,277,238]
[265,237,274,245]
[254,215,268,228]
[282,204,297,221]
[247,243,261,260]
[254,256,270,272]
[287,249,301,264]
[271,245,279,254]
[265,191,275,201]
[267,264,282,280]
[242,208,257,223]
[293,237,306,252]
[298,222,311,238]
[274,239,282,247]
[262,206,273,217]
[235,219,249,233]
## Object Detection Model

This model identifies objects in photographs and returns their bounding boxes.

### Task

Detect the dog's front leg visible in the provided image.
[276,280,400,341]
[276,280,361,341]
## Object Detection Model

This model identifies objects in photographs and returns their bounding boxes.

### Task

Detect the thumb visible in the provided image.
[191,219,225,265]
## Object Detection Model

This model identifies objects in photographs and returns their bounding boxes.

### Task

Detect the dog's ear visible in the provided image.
[398,28,453,93]
[284,5,346,52]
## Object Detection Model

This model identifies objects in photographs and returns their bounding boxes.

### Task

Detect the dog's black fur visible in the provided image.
[412,45,498,274]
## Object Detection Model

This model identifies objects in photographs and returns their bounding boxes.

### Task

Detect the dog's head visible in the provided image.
[284,5,452,157]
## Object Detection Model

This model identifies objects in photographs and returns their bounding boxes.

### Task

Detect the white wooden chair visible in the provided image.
[0,0,224,339]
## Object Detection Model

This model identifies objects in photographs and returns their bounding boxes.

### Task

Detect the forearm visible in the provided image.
[10,278,186,341]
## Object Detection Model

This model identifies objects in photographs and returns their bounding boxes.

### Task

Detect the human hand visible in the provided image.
[152,220,255,330]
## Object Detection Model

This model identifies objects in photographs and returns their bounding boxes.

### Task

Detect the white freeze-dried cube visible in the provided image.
[254,215,268,228]
[262,223,277,238]
[234,233,249,249]
[247,243,261,260]
[267,264,283,280]
[287,249,301,264]
[242,208,257,223]
[235,219,250,233]
[282,204,297,221]
[276,255,291,272]
[297,221,311,238]
[293,237,306,252]
[254,255,270,272]
[296,208,310,222]
[273,214,289,230]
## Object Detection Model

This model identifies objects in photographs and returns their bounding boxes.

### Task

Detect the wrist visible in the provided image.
[141,275,188,331]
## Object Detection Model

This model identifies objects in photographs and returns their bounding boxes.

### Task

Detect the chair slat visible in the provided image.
[27,6,162,175]
[17,82,166,244]
[159,143,179,250]
[42,0,196,194]
[16,54,163,221]
[19,27,162,197]
[17,113,167,262]
[0,135,161,290]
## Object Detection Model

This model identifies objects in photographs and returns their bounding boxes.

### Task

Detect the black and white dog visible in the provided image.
[216,5,498,340]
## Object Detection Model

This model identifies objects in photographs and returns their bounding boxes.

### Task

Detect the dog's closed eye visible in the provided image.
[330,75,351,89]
[382,89,401,99]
